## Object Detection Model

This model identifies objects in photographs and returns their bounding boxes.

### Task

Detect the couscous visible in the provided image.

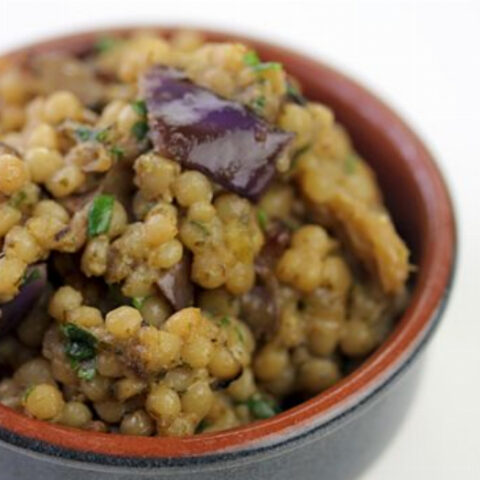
[0,30,410,436]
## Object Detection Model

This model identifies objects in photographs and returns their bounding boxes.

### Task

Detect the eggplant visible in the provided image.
[156,253,194,311]
[0,264,47,335]
[141,66,294,200]
[242,221,292,341]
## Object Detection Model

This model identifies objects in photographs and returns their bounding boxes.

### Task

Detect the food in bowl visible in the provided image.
[0,30,410,437]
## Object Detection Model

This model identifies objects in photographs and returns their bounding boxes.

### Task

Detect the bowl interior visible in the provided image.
[0,28,456,460]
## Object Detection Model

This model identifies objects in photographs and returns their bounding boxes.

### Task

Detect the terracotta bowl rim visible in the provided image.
[0,26,457,466]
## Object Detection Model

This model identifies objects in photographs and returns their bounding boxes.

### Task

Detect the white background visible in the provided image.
[0,0,479,478]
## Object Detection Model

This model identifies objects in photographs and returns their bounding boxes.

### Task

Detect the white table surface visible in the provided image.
[0,0,479,478]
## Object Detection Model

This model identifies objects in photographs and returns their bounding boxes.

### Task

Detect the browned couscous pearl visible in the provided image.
[58,401,92,428]
[120,410,155,436]
[0,154,29,195]
[146,384,181,420]
[48,286,83,323]
[105,306,143,339]
[23,384,65,420]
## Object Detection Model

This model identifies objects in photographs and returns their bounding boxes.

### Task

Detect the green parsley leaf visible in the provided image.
[235,326,245,345]
[243,51,261,67]
[286,82,307,105]
[257,209,268,231]
[251,62,282,73]
[95,128,110,143]
[344,154,357,175]
[131,121,149,141]
[252,95,266,114]
[132,296,148,311]
[246,394,279,419]
[87,194,115,237]
[220,316,231,327]
[95,36,121,54]
[9,190,27,208]
[76,359,97,381]
[75,127,94,142]
[131,99,147,117]
[22,385,35,403]
[61,324,98,362]
[22,268,41,286]
[190,220,210,236]
[109,145,125,161]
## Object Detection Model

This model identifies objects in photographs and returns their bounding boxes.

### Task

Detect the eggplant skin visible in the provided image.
[141,66,294,200]
[0,264,47,336]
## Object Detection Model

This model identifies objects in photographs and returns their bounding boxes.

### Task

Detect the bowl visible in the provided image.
[0,27,456,480]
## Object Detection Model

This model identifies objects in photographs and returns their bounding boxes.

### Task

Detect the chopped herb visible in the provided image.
[22,385,35,403]
[22,268,41,286]
[252,95,266,114]
[9,190,27,208]
[344,154,357,175]
[252,62,282,73]
[235,326,245,344]
[282,218,299,231]
[243,51,282,73]
[109,145,125,161]
[246,394,279,419]
[95,36,121,54]
[290,143,311,170]
[132,296,148,311]
[131,99,147,117]
[243,51,261,67]
[220,316,231,327]
[76,359,96,381]
[286,82,307,105]
[61,323,98,381]
[257,208,269,230]
[62,324,98,361]
[95,128,110,143]
[131,121,149,141]
[75,126,94,142]
[190,220,210,236]
[87,194,115,237]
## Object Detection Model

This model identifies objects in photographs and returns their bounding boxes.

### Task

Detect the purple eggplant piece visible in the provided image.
[242,221,292,340]
[156,253,194,311]
[141,66,294,200]
[255,220,291,278]
[0,264,47,335]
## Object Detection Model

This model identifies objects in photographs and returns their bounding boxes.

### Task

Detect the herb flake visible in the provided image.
[131,121,149,141]
[22,268,41,286]
[88,194,115,237]
[131,99,147,117]
[109,145,125,161]
[286,82,307,105]
[75,126,94,142]
[95,36,121,54]
[190,220,210,236]
[220,316,231,327]
[344,154,357,175]
[257,209,269,231]
[9,190,27,208]
[61,323,98,381]
[243,51,261,67]
[132,296,148,311]
[246,394,279,419]
[252,62,282,73]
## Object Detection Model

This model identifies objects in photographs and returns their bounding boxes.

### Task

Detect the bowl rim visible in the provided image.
[0,26,457,467]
